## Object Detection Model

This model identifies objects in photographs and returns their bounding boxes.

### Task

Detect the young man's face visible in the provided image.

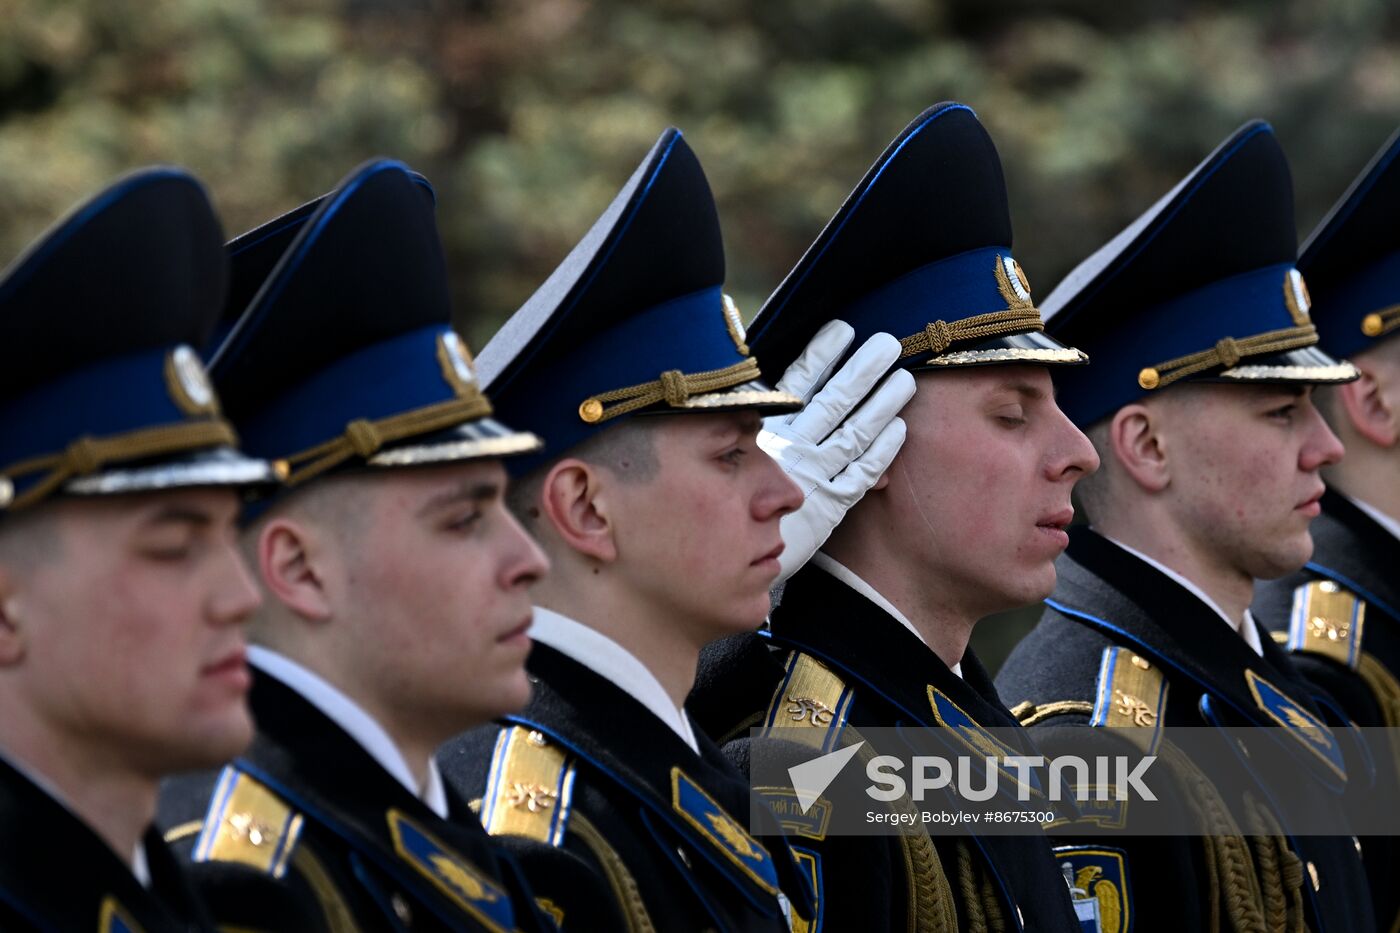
[5,489,260,775]
[324,460,547,735]
[1154,382,1344,580]
[886,365,1099,616]
[608,412,802,642]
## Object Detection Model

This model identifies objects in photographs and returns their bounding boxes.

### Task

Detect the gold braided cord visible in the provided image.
[1361,304,1400,338]
[953,836,1007,933]
[1355,651,1400,871]
[1355,651,1400,730]
[978,862,1009,933]
[570,811,657,933]
[843,726,954,933]
[897,308,1045,360]
[955,841,985,933]
[578,358,762,425]
[290,845,363,933]
[280,394,493,487]
[1139,325,1318,391]
[1241,794,1306,933]
[1156,742,1268,933]
[2,419,239,510]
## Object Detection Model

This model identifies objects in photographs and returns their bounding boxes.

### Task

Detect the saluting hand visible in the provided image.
[759,319,915,586]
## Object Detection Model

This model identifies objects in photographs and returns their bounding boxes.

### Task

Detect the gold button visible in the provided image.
[1307,860,1320,892]
[527,730,547,748]
[578,398,604,423]
[1319,580,1339,593]
[272,459,291,481]
[1131,655,1150,670]
[1362,313,1384,337]
[0,476,12,509]
[1354,836,1363,857]
[1137,367,1160,390]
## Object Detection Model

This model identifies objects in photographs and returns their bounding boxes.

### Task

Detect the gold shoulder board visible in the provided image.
[480,726,575,845]
[191,766,304,878]
[1287,580,1366,670]
[1090,647,1168,754]
[760,651,854,752]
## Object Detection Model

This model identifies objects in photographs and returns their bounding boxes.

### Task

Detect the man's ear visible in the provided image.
[1108,403,1171,493]
[1337,363,1399,448]
[258,518,333,622]
[537,458,617,563]
[0,566,25,666]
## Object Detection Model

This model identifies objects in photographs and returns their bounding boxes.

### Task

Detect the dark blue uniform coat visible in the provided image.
[440,642,815,933]
[159,672,551,933]
[998,528,1376,933]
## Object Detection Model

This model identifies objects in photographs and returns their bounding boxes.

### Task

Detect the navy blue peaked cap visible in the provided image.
[1043,120,1358,428]
[1298,125,1400,355]
[211,159,540,491]
[0,167,277,512]
[210,170,436,354]
[477,129,800,474]
[748,102,1086,381]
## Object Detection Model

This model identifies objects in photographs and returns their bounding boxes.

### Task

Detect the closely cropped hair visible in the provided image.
[0,505,62,569]
[239,472,369,559]
[507,417,660,524]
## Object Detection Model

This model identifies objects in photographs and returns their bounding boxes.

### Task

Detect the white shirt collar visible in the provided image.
[131,842,151,888]
[810,553,963,678]
[1100,534,1264,657]
[247,646,447,818]
[527,607,700,753]
[1346,495,1400,544]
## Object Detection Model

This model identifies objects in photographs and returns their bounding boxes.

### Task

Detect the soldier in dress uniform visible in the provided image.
[1253,125,1400,931]
[994,120,1377,932]
[0,168,279,930]
[436,129,821,932]
[688,102,1103,933]
[157,159,564,932]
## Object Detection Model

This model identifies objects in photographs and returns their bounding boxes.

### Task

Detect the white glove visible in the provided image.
[760,320,916,584]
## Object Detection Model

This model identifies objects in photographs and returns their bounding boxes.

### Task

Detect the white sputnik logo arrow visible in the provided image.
[787,741,865,814]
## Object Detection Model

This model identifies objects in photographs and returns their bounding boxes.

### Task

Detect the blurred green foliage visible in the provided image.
[3,0,1399,667]
[4,0,1400,348]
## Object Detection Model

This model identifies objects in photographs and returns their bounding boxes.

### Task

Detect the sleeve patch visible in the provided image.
[1054,845,1131,933]
[1288,580,1366,670]
[480,726,575,846]
[191,766,303,878]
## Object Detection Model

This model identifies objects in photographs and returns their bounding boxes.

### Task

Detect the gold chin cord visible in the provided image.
[896,307,1045,360]
[1136,324,1318,391]
[278,393,493,486]
[1,418,239,510]
[577,357,761,425]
